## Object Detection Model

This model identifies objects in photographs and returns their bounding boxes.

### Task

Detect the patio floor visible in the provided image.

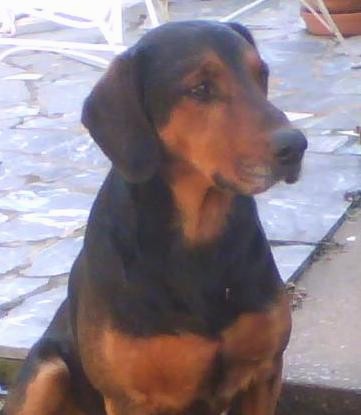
[0,0,361,376]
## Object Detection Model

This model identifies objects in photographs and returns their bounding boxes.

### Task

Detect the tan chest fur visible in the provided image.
[79,293,291,413]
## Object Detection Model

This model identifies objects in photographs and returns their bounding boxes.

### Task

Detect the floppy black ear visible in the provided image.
[224,22,256,47]
[81,48,160,183]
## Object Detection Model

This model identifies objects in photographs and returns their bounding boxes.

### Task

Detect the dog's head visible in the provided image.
[82,21,306,195]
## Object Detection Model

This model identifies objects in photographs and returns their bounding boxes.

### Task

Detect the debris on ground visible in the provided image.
[286,282,307,310]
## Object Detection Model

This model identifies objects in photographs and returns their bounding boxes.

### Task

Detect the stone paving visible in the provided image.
[0,0,361,362]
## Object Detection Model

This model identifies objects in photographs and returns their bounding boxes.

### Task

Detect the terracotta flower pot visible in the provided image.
[301,0,361,37]
[307,0,361,13]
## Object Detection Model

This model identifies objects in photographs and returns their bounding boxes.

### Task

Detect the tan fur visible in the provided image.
[164,160,233,244]
[77,293,290,415]
[87,331,219,413]
[219,292,291,402]
[4,358,84,415]
[159,52,287,244]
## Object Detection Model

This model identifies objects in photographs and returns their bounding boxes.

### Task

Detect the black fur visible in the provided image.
[76,168,281,338]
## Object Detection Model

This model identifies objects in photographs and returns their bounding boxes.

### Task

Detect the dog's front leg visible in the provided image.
[104,398,149,415]
[229,357,283,415]
[104,398,121,415]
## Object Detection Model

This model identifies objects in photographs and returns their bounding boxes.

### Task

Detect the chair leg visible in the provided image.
[0,8,16,35]
[107,1,124,45]
[144,0,160,27]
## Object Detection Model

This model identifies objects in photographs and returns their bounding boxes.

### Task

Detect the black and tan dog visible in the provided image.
[3,21,307,415]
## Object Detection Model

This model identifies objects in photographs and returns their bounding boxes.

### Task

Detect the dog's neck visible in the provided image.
[164,159,233,245]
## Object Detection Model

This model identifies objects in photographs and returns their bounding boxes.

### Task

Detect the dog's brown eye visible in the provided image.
[189,82,213,102]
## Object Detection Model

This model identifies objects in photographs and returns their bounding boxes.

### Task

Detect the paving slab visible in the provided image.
[23,237,83,277]
[0,285,67,356]
[0,219,71,243]
[306,134,349,153]
[271,245,314,283]
[0,247,31,274]
[0,80,29,106]
[257,152,361,243]
[7,51,101,82]
[37,79,95,115]
[0,276,49,307]
[0,119,21,130]
[0,105,39,120]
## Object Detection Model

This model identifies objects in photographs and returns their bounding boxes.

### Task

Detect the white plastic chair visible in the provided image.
[0,0,162,66]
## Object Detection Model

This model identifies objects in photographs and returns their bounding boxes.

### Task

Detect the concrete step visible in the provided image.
[279,208,361,414]
[279,382,361,415]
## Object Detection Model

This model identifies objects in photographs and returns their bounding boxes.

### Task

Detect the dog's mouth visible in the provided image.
[213,161,303,195]
[273,161,303,185]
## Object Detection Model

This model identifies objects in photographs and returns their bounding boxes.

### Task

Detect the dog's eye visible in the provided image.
[189,82,213,102]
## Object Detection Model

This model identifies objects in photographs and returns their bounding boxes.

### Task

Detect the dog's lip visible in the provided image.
[284,172,299,184]
[237,164,272,179]
[213,162,302,195]
[238,163,302,185]
[276,162,302,184]
[213,170,276,194]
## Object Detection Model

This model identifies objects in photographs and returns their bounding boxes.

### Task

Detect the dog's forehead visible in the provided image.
[138,21,254,68]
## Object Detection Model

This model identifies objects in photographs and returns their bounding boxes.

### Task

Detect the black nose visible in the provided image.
[273,129,307,165]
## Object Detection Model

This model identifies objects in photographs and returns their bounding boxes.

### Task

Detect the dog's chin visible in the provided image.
[213,164,302,195]
[240,176,277,195]
[213,173,277,196]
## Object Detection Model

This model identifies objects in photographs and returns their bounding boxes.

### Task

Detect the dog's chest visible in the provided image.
[80,294,290,413]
